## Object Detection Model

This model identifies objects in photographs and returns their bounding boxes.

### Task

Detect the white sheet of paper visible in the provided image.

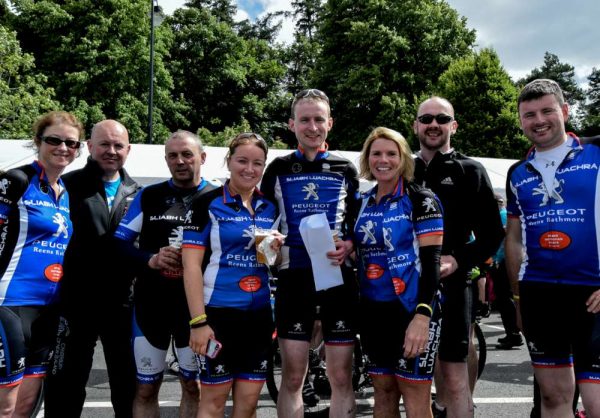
[299,213,344,291]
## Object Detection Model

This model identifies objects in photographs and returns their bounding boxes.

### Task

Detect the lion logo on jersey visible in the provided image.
[169,227,183,248]
[243,225,256,250]
[52,213,69,238]
[359,220,377,245]
[302,183,319,200]
[532,179,565,206]
[184,210,193,224]
[422,197,437,213]
[383,227,394,251]
[0,179,9,195]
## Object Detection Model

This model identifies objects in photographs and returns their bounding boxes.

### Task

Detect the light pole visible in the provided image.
[147,0,163,144]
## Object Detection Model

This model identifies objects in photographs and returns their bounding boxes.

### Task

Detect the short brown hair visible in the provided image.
[225,132,268,162]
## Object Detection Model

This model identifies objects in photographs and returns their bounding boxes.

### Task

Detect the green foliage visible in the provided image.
[9,0,183,142]
[435,48,528,158]
[166,4,287,144]
[311,0,476,150]
[0,25,58,139]
[518,52,585,106]
[579,67,600,136]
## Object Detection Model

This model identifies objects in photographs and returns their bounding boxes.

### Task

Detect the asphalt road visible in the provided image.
[35,312,569,417]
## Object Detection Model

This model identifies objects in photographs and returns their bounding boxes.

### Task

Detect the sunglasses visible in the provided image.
[294,89,330,103]
[41,136,82,149]
[417,114,454,125]
[236,132,266,143]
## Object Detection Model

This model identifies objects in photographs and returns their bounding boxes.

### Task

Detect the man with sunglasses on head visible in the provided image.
[45,120,141,418]
[413,97,504,418]
[261,89,360,417]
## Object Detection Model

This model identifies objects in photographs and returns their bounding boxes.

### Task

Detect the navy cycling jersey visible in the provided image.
[0,162,72,306]
[260,150,359,269]
[354,179,443,310]
[507,134,600,286]
[114,179,215,279]
[181,184,277,310]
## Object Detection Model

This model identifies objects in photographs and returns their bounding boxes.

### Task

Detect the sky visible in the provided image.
[159,0,600,85]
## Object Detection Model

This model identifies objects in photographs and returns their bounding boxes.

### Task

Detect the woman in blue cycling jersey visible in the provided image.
[354,127,443,417]
[0,111,83,416]
[182,133,283,418]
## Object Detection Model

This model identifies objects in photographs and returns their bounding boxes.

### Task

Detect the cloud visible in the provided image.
[446,0,600,83]
[155,0,600,85]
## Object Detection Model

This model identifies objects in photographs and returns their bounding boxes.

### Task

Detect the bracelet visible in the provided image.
[513,295,520,301]
[189,314,207,325]
[416,303,433,317]
[190,321,209,329]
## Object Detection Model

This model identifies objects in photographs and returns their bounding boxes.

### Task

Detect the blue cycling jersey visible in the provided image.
[260,150,359,269]
[0,162,72,306]
[354,179,444,310]
[507,134,600,286]
[181,184,277,310]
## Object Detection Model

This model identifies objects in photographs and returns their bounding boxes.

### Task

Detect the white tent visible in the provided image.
[0,139,516,195]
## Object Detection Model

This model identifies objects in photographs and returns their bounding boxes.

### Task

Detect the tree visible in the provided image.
[580,67,600,136]
[311,0,476,150]
[166,5,287,144]
[184,0,236,25]
[8,0,183,142]
[0,25,58,138]
[435,48,528,158]
[282,0,324,98]
[518,52,585,106]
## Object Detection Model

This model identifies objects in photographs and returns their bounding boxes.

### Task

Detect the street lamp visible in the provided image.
[147,0,164,144]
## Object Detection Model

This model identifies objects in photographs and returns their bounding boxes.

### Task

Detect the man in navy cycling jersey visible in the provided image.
[261,89,360,417]
[114,131,214,417]
[506,79,600,417]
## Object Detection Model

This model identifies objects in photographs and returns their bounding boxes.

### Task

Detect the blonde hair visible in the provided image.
[359,127,414,181]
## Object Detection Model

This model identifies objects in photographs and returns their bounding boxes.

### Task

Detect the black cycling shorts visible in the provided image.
[438,271,472,362]
[0,305,57,386]
[198,306,274,385]
[359,297,441,383]
[520,281,600,382]
[274,267,359,345]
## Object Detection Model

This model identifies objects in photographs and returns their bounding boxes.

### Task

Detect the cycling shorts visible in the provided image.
[0,306,57,387]
[359,298,441,383]
[274,267,359,345]
[520,282,600,383]
[198,306,274,385]
[438,271,472,362]
[132,278,197,383]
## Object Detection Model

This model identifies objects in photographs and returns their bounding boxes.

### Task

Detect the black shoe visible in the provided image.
[475,301,491,319]
[496,333,524,349]
[302,379,320,407]
[432,401,447,418]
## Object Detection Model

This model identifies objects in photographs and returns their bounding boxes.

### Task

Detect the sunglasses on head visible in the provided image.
[417,114,454,125]
[294,89,330,103]
[41,136,82,149]
[236,132,266,143]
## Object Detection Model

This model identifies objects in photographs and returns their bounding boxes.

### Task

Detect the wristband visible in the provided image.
[190,321,209,329]
[189,314,207,325]
[513,295,520,301]
[416,303,433,317]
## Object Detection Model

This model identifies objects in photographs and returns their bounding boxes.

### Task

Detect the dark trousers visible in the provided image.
[44,303,135,418]
[490,260,519,335]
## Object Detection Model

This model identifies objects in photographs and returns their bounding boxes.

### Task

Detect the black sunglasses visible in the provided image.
[41,136,82,149]
[294,89,329,103]
[417,114,454,125]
